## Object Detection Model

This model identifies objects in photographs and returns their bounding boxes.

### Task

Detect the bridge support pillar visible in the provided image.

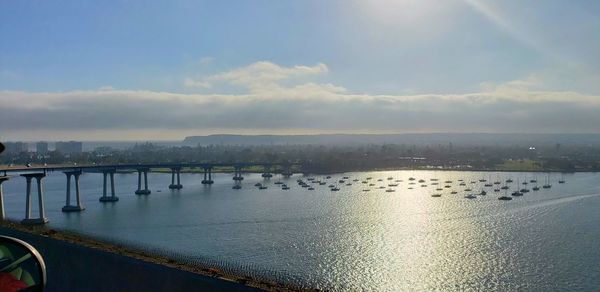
[135,168,151,195]
[0,176,9,220]
[169,167,183,189]
[201,167,214,184]
[233,166,244,181]
[99,169,119,202]
[62,170,85,212]
[21,173,48,225]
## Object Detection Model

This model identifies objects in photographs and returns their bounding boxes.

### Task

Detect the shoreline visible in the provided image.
[0,220,304,291]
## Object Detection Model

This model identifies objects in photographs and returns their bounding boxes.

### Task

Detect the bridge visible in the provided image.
[0,162,298,225]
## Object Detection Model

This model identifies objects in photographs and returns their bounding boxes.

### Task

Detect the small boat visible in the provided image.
[511,191,523,196]
[444,185,451,188]
[353,179,359,182]
[493,189,500,192]
[498,196,512,201]
[387,177,393,180]
[532,186,540,191]
[464,194,477,199]
[259,186,268,190]
[331,187,340,191]
[378,186,385,189]
[385,189,395,192]
[418,179,426,183]
[421,184,427,187]
[362,181,368,184]
[282,186,290,190]
[326,176,332,179]
[408,187,414,190]
[369,183,375,186]
[232,185,242,189]
[408,177,416,181]
[484,183,493,187]
[345,183,352,186]
[274,181,283,185]
[542,174,552,188]
[450,191,458,194]
[493,181,501,185]
[254,183,262,187]
[329,184,335,188]
[388,184,399,187]
[436,188,443,191]
[338,180,345,183]
[501,186,509,190]
[520,188,530,193]
[363,189,370,192]
[506,179,514,183]
[444,180,452,184]
[377,179,383,182]
[464,188,472,192]
[343,176,349,179]
[308,187,315,190]
[431,194,442,197]
[319,182,326,185]
[479,190,487,196]
[459,182,466,186]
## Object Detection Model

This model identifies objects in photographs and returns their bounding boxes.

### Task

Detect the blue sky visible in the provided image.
[1,0,600,140]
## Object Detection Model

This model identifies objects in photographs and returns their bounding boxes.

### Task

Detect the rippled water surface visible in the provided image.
[3,170,600,290]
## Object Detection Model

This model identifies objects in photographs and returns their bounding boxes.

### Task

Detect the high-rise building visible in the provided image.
[3,142,28,154]
[55,141,83,154]
[36,141,49,153]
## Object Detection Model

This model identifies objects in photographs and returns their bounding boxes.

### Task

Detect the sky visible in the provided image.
[1,0,600,141]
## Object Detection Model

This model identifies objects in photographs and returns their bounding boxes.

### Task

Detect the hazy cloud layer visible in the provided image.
[2,61,600,139]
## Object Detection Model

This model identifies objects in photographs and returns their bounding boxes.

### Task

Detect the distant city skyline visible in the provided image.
[2,0,600,140]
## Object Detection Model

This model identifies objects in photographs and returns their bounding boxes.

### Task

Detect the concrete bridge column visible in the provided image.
[21,173,48,225]
[233,166,244,181]
[62,170,85,212]
[135,168,151,195]
[201,167,214,184]
[0,176,9,220]
[100,169,119,202]
[169,167,183,189]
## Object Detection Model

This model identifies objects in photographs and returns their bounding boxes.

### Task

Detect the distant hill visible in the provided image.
[182,133,600,146]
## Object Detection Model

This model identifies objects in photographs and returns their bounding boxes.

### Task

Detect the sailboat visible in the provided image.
[558,173,566,184]
[542,173,552,189]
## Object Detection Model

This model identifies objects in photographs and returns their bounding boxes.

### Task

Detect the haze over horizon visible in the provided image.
[2,0,600,140]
